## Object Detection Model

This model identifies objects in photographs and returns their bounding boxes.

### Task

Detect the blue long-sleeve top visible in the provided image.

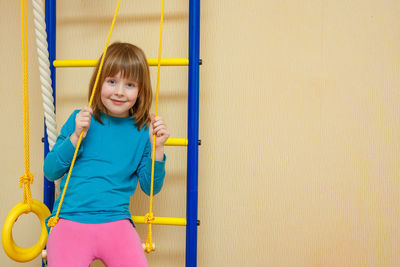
[44,110,166,225]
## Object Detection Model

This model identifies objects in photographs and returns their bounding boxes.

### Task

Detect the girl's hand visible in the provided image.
[149,115,170,148]
[70,107,93,146]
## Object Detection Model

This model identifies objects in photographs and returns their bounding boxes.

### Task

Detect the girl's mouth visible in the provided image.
[111,99,125,105]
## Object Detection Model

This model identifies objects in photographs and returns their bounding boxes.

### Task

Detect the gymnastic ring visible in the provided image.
[2,200,51,262]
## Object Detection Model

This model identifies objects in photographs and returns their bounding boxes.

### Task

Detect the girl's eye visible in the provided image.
[127,83,137,88]
[108,79,116,84]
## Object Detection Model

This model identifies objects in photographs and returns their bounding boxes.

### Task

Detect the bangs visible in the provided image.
[102,48,143,84]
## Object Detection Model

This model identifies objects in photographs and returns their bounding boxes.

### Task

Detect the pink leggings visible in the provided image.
[46,218,148,267]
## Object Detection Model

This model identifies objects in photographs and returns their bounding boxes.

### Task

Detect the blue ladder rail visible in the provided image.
[187,0,200,266]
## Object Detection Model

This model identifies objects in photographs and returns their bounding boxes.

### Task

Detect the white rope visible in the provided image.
[32,0,60,197]
[32,0,57,150]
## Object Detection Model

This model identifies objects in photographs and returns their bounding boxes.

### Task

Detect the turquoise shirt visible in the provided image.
[44,110,166,225]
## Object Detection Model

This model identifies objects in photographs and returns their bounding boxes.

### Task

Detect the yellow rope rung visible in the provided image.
[53,58,189,67]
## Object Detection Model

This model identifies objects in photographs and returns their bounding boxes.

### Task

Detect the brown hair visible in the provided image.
[88,42,152,130]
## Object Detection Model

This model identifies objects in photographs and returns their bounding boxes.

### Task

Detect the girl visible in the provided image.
[44,42,169,267]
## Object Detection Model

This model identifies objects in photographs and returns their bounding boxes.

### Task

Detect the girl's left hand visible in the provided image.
[149,115,170,147]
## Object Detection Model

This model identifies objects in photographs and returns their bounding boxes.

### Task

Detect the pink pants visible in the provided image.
[46,218,148,267]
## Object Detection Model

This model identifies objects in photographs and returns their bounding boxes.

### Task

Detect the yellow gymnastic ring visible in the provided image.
[2,200,51,262]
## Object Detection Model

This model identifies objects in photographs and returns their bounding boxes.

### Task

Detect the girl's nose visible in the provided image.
[114,84,124,96]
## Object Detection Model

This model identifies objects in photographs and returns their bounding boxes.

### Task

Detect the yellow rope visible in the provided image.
[47,0,122,230]
[19,0,34,210]
[144,0,165,254]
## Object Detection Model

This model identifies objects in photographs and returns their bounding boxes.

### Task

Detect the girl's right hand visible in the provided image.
[70,107,93,146]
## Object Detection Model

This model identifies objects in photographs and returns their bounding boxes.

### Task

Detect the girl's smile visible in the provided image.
[111,99,126,105]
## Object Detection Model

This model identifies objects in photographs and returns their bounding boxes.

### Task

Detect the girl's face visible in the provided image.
[101,71,139,118]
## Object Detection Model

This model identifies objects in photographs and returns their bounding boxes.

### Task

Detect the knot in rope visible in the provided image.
[144,212,155,253]
[144,212,155,224]
[19,172,34,209]
[144,240,155,253]
[19,172,33,187]
[47,216,59,227]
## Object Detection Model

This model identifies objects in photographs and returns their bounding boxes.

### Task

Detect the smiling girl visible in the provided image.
[43,42,169,266]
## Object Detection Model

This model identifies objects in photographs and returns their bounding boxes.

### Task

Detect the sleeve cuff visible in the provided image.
[154,154,166,167]
[157,154,167,163]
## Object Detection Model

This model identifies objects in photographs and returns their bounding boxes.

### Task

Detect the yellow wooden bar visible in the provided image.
[53,58,189,68]
[147,58,188,66]
[165,138,188,146]
[132,216,186,226]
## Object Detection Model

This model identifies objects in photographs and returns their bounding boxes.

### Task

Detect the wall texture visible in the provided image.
[1,0,399,266]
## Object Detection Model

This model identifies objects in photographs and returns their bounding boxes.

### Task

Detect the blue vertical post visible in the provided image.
[42,2,56,266]
[186,0,200,266]
[43,0,56,218]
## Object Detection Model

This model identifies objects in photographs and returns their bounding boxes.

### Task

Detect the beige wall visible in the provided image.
[1,0,400,266]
